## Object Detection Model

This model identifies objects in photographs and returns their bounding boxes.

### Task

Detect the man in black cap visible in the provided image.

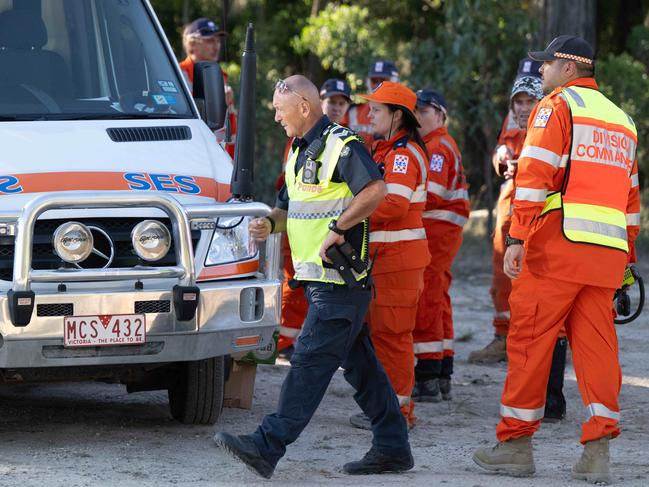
[179,17,237,157]
[473,35,640,485]
[347,60,400,146]
[320,78,353,125]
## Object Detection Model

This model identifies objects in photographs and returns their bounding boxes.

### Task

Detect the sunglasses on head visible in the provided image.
[275,79,308,102]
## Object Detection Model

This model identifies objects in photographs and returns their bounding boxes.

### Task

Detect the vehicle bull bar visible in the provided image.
[4,191,272,326]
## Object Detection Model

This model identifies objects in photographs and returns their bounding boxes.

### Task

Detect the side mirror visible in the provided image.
[192,61,227,130]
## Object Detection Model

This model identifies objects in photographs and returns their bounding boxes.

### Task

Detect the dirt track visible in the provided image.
[0,237,647,486]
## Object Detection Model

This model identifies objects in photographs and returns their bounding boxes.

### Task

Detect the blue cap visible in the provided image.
[517,57,543,79]
[319,78,352,101]
[368,60,399,81]
[415,88,447,114]
[185,17,225,38]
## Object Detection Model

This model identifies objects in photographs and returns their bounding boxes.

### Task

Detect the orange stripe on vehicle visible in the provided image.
[235,335,261,347]
[0,171,230,201]
[197,260,259,281]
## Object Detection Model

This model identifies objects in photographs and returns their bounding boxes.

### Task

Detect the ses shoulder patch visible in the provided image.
[430,153,444,172]
[340,145,351,158]
[534,107,553,128]
[393,154,409,174]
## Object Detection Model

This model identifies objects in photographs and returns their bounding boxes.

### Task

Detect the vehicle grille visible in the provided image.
[106,126,192,142]
[0,218,200,282]
[37,303,74,317]
[135,300,171,314]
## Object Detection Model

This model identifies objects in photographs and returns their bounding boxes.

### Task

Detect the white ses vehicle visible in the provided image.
[0,0,280,424]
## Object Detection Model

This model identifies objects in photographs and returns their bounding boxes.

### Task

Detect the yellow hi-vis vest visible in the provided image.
[540,86,637,252]
[285,124,369,284]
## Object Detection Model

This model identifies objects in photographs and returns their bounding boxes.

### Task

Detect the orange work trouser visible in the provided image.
[369,268,425,426]
[278,235,308,351]
[413,225,463,360]
[490,180,514,337]
[497,265,621,444]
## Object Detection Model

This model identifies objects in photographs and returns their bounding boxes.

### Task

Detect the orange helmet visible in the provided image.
[359,81,420,127]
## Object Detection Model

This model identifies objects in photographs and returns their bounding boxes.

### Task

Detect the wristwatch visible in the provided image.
[505,235,524,246]
[328,219,345,235]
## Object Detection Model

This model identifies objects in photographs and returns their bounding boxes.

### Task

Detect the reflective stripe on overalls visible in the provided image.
[285,125,368,284]
[539,86,637,252]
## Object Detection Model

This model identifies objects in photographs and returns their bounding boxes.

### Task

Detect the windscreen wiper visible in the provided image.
[55,113,191,120]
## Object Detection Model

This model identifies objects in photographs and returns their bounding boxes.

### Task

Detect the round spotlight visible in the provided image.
[53,222,94,263]
[131,220,172,262]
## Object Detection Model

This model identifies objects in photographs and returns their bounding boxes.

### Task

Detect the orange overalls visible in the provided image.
[369,131,431,426]
[179,57,238,158]
[497,78,640,444]
[413,128,469,379]
[491,113,526,336]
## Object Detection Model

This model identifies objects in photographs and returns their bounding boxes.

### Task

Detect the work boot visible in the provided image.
[343,446,414,475]
[572,436,611,484]
[349,412,372,430]
[468,335,507,364]
[543,337,567,422]
[472,436,535,476]
[414,378,441,403]
[213,432,275,479]
[439,377,452,401]
[412,381,422,400]
[440,357,453,400]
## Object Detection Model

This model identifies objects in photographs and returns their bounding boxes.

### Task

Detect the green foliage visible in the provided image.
[626,25,649,67]
[149,0,648,206]
[597,53,649,184]
[296,0,539,201]
[293,4,391,89]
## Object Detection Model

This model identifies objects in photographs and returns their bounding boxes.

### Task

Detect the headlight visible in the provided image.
[205,216,257,266]
[53,222,94,263]
[131,220,172,262]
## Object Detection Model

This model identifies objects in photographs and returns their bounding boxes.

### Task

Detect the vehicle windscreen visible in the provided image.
[0,0,193,120]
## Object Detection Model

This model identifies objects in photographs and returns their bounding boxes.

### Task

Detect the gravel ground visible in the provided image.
[0,237,647,486]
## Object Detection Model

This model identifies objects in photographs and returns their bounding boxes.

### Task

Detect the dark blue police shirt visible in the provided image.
[276,115,381,210]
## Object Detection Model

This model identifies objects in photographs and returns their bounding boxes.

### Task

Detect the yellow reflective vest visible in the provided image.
[540,86,637,252]
[285,124,368,284]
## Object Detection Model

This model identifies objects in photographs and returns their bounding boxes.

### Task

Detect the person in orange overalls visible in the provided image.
[348,82,430,430]
[469,61,569,422]
[276,79,354,356]
[473,36,640,483]
[347,60,399,147]
[411,89,470,402]
[179,17,237,158]
[469,58,543,366]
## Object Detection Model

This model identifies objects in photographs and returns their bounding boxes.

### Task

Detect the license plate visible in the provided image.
[64,314,146,348]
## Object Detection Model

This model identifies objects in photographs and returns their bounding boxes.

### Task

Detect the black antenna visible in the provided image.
[230,23,256,201]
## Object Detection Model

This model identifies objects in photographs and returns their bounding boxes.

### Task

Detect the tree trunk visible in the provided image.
[543,0,597,49]
[305,0,328,80]
[181,0,190,26]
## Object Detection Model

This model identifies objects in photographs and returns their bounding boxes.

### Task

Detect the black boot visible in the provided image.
[343,446,414,475]
[213,432,275,479]
[413,359,441,401]
[440,356,454,401]
[544,338,567,422]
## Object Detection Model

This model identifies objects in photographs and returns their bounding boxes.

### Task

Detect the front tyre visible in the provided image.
[168,356,225,425]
